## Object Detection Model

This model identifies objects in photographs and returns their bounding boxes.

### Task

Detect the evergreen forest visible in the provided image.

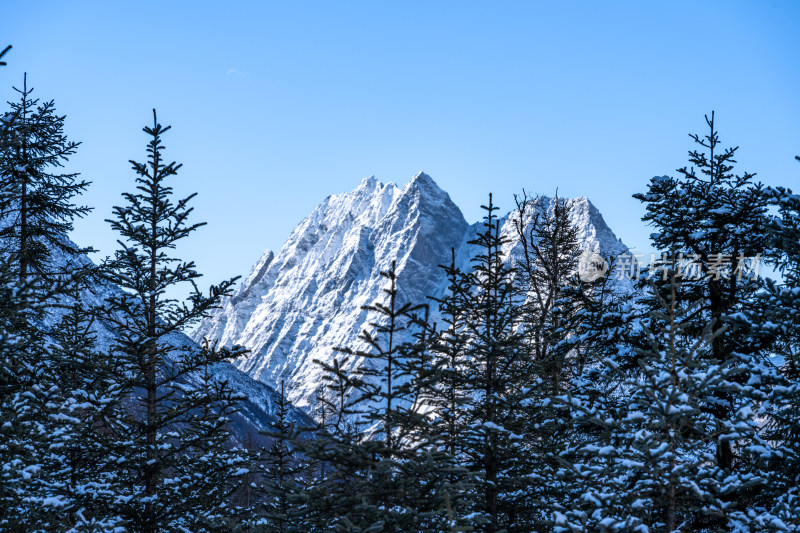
[2,44,800,533]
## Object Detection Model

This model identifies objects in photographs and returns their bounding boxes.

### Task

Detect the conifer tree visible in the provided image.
[510,192,624,529]
[0,62,118,530]
[427,250,471,460]
[512,192,581,391]
[556,262,768,532]
[422,249,476,531]
[0,264,100,531]
[0,74,91,281]
[335,261,416,453]
[255,381,305,533]
[0,44,33,529]
[392,302,464,533]
[545,115,783,531]
[753,155,800,529]
[40,280,126,531]
[98,110,248,532]
[543,269,634,531]
[612,112,776,529]
[452,194,531,531]
[298,356,375,531]
[308,261,451,531]
[632,112,771,470]
[636,123,769,410]
[0,258,66,530]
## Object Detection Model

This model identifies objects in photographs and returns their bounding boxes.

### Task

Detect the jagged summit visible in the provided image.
[194,173,629,411]
[354,174,382,192]
[406,170,436,187]
[194,172,469,408]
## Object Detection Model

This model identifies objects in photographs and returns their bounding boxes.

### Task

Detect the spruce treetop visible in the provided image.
[0,73,91,280]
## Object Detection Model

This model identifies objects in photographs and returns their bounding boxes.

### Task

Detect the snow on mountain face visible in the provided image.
[194,173,631,411]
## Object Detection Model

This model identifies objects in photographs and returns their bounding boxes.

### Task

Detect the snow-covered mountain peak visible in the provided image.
[194,173,630,411]
[404,170,438,191]
[353,174,385,195]
[359,173,378,186]
[399,171,455,211]
[194,172,471,407]
[569,196,625,255]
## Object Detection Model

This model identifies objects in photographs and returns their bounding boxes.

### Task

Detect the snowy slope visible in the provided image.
[194,172,631,412]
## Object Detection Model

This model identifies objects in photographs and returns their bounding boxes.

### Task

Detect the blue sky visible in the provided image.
[3,1,799,288]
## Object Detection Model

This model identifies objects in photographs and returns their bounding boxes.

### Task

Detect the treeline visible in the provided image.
[2,47,800,532]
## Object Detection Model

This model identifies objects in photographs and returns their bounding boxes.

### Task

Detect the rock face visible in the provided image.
[194,172,630,411]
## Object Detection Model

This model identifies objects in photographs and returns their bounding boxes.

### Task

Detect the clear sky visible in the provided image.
[3,1,799,290]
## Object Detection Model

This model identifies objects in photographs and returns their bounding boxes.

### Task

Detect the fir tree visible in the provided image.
[752,154,800,529]
[0,265,105,531]
[593,112,777,529]
[0,74,91,281]
[0,257,64,530]
[636,118,770,444]
[632,112,771,471]
[298,356,375,531]
[41,280,126,531]
[97,110,248,532]
[0,61,118,530]
[557,263,766,532]
[307,261,451,531]
[510,192,626,530]
[424,249,481,531]
[392,302,465,533]
[545,265,633,531]
[512,192,581,392]
[546,115,782,531]
[255,380,305,533]
[335,261,417,453]
[452,194,531,531]
[427,250,471,463]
